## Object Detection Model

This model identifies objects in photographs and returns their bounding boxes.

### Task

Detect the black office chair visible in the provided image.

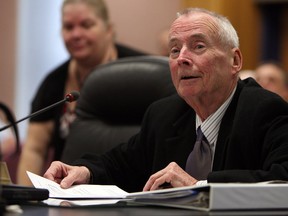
[61,56,176,163]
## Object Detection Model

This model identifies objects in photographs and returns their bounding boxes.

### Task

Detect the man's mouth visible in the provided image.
[181,75,198,80]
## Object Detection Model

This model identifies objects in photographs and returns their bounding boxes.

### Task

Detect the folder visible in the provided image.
[127,182,288,211]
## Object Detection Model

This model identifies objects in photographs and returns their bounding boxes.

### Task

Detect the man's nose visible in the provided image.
[177,48,192,66]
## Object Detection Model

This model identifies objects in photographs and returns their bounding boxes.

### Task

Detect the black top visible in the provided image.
[29,44,147,160]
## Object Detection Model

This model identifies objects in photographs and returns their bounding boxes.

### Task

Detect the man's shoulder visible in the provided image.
[148,94,191,118]
[237,78,288,113]
[239,78,285,101]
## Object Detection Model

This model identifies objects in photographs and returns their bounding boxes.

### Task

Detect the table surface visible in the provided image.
[3,202,288,216]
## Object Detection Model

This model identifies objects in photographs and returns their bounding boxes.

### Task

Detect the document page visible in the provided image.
[43,198,122,207]
[27,171,128,199]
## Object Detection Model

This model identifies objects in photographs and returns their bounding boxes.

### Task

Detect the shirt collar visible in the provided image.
[196,86,237,145]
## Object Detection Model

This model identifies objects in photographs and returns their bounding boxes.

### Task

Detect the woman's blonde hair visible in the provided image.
[62,0,110,25]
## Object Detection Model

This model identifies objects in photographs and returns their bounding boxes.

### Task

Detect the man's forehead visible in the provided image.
[168,13,218,42]
[170,13,217,33]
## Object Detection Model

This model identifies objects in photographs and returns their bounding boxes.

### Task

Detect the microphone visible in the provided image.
[0,92,80,207]
[0,91,80,132]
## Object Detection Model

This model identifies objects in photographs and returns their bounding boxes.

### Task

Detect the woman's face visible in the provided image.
[61,2,113,62]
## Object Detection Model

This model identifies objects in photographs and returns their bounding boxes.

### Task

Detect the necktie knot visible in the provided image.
[196,126,204,141]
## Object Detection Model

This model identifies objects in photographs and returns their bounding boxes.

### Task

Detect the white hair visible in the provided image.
[177,8,239,48]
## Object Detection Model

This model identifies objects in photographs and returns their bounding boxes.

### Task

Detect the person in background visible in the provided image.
[17,0,146,186]
[255,61,288,102]
[43,8,288,192]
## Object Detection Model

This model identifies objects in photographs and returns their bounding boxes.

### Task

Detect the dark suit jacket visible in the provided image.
[74,78,288,192]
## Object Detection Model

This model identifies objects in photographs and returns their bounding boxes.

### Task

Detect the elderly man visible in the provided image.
[43,8,288,192]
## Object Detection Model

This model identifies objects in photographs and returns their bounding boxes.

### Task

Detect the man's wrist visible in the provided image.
[82,166,93,184]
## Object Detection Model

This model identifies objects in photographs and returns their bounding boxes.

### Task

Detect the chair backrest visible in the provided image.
[61,56,176,163]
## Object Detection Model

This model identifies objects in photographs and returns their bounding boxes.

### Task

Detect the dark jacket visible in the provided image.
[74,78,288,192]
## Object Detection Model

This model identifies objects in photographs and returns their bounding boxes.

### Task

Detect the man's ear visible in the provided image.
[232,48,243,73]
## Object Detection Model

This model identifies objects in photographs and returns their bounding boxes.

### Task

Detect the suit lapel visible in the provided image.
[213,80,244,170]
[164,109,197,168]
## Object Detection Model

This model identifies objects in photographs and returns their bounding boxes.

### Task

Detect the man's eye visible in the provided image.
[195,44,205,49]
[170,48,179,54]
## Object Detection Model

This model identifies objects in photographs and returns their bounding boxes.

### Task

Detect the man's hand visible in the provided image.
[43,161,91,189]
[143,162,198,191]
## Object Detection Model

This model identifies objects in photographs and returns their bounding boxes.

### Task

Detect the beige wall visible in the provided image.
[0,0,17,109]
[105,0,182,54]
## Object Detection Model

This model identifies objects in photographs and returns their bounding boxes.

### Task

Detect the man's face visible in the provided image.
[255,64,287,99]
[168,13,239,103]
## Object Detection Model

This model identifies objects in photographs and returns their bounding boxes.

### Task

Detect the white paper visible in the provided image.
[43,198,121,206]
[26,171,128,199]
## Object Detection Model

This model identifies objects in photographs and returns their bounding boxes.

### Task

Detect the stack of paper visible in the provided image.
[27,171,128,199]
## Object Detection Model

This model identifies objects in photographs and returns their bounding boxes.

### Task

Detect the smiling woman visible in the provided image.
[16,0,147,186]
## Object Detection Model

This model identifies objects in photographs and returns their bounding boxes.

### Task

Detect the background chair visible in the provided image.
[61,56,176,163]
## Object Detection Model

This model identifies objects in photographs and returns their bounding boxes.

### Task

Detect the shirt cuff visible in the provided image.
[196,180,208,186]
